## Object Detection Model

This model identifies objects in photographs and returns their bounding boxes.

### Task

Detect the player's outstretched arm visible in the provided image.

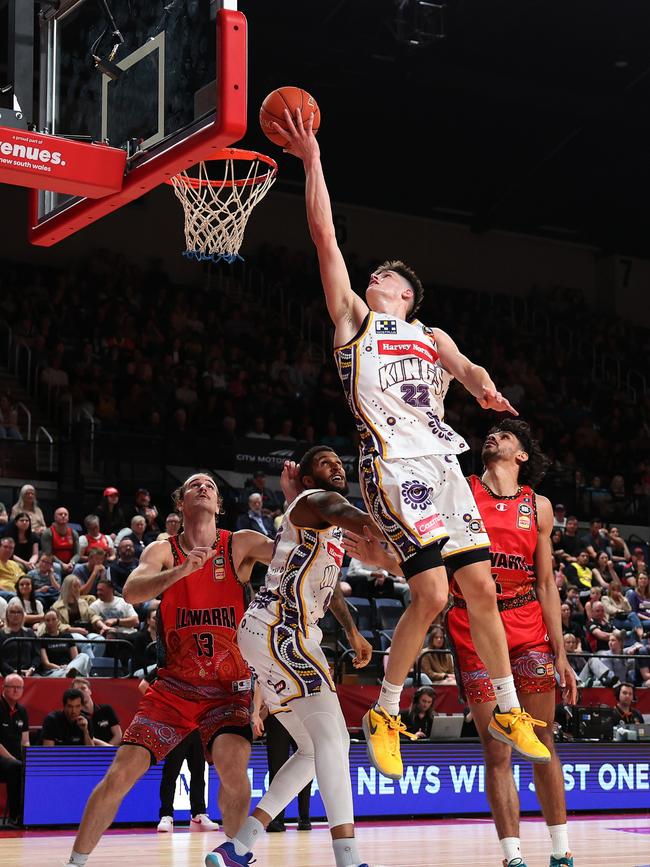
[534,495,578,705]
[296,491,384,540]
[433,327,518,416]
[232,529,275,579]
[342,527,404,577]
[123,540,207,604]
[274,109,368,344]
[328,581,372,668]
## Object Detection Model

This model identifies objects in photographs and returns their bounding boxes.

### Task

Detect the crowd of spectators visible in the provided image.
[1,247,650,523]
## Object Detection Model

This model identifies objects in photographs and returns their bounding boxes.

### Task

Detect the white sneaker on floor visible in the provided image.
[157,816,174,832]
[190,813,220,831]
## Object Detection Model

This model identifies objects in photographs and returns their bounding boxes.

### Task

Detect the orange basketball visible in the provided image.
[259,86,320,147]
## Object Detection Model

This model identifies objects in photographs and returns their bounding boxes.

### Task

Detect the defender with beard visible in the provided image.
[208,446,377,867]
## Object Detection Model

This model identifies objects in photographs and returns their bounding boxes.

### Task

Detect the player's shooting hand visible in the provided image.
[280,460,303,505]
[478,385,518,416]
[184,546,214,573]
[349,630,373,669]
[272,109,320,161]
[556,654,578,705]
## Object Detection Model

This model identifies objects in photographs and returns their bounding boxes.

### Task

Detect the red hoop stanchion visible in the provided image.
[166,147,277,263]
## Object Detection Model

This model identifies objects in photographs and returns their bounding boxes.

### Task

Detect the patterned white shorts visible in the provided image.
[238,614,335,713]
[359,451,491,564]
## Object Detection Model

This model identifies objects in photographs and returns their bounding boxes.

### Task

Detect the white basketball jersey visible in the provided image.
[247,489,344,635]
[334,311,469,459]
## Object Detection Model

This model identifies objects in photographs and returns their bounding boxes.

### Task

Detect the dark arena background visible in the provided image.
[0,2,649,865]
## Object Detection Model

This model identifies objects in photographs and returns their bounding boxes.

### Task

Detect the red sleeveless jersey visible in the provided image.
[157,530,250,687]
[451,476,538,601]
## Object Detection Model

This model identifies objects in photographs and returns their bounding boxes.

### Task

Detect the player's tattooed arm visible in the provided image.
[295,491,384,541]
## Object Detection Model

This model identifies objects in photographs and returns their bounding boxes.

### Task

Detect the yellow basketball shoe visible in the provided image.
[362,705,417,780]
[488,707,551,763]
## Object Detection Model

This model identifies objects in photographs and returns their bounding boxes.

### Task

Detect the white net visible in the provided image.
[169,151,277,263]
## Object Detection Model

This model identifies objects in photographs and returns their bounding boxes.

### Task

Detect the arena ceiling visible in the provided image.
[241,0,650,258]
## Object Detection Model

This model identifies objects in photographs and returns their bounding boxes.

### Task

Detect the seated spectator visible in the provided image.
[557,515,581,562]
[0,502,8,528]
[584,586,603,621]
[10,485,46,536]
[156,513,181,541]
[586,600,615,651]
[0,538,25,601]
[608,526,631,567]
[626,572,650,631]
[629,546,649,583]
[38,609,91,678]
[561,602,585,644]
[114,515,147,559]
[95,487,127,537]
[346,553,411,607]
[52,575,104,657]
[420,626,456,684]
[132,602,159,678]
[0,394,22,441]
[402,686,437,739]
[613,682,644,725]
[12,575,45,628]
[579,518,609,561]
[40,507,79,575]
[0,673,29,826]
[245,416,271,439]
[0,595,6,625]
[565,586,586,624]
[72,677,122,746]
[73,546,109,598]
[78,514,116,563]
[596,630,637,685]
[565,550,598,594]
[236,493,276,538]
[562,633,586,679]
[244,470,282,519]
[108,538,139,594]
[127,487,156,523]
[2,512,39,572]
[552,503,567,531]
[41,688,94,746]
[89,577,139,640]
[143,506,161,544]
[0,599,40,677]
[602,579,646,641]
[591,552,618,588]
[27,553,61,608]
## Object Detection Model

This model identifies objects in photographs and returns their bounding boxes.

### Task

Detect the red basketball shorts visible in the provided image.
[122,675,252,764]
[446,599,555,704]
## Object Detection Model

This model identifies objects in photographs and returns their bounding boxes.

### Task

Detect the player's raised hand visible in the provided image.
[478,384,519,416]
[272,108,319,161]
[183,546,213,574]
[349,630,373,669]
[280,459,303,505]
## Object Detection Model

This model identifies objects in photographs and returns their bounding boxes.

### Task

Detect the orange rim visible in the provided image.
[165,148,278,190]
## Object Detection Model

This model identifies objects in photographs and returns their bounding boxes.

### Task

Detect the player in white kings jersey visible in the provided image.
[274,108,550,779]
[207,447,377,867]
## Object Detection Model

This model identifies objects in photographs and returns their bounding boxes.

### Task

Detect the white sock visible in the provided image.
[232,816,264,855]
[333,837,361,867]
[492,675,520,713]
[376,678,403,716]
[68,852,89,866]
[548,823,569,858]
[500,837,522,864]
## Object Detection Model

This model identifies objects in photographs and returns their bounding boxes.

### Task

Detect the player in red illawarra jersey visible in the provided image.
[344,421,578,867]
[69,472,281,866]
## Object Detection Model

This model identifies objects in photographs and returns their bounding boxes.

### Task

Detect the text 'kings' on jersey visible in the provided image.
[248,489,345,636]
[334,311,469,460]
[157,530,249,687]
[451,476,538,601]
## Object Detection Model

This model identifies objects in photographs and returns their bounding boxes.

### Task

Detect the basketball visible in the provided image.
[259,86,321,147]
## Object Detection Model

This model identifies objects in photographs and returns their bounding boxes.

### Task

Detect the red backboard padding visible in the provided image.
[0,128,125,197]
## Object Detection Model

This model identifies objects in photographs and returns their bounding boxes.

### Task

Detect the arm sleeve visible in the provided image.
[40,529,53,555]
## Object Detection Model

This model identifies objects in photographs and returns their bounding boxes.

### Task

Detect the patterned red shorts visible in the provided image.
[446,600,556,704]
[122,676,252,763]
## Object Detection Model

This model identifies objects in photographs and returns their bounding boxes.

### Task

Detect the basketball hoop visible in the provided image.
[167,148,277,263]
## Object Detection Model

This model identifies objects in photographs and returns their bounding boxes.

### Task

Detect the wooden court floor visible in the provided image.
[2,816,650,867]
